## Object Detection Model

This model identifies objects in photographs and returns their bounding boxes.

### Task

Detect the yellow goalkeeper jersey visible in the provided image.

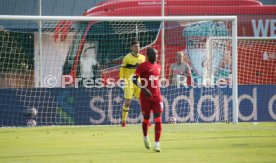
[120,53,145,81]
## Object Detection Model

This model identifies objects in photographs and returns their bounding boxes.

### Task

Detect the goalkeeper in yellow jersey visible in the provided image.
[120,41,145,127]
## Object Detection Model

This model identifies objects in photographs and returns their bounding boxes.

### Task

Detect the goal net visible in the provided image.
[0,16,238,126]
[208,37,276,84]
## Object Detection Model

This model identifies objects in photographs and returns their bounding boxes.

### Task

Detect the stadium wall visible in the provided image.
[0,85,275,126]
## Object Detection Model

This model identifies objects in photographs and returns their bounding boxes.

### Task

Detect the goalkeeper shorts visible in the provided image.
[124,84,141,99]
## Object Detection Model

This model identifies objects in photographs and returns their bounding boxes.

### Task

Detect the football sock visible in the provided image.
[122,106,129,123]
[154,117,162,142]
[142,119,149,137]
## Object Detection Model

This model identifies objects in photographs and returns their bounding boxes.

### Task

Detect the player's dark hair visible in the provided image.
[146,47,156,56]
[146,47,157,63]
[131,41,140,46]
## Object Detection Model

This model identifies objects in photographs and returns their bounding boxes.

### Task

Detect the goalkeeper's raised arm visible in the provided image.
[120,41,145,127]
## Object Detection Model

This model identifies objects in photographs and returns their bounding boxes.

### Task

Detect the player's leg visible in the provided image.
[133,85,152,127]
[133,84,141,99]
[152,101,163,152]
[122,99,131,127]
[121,86,133,127]
[140,98,152,149]
[153,112,162,152]
[143,115,151,149]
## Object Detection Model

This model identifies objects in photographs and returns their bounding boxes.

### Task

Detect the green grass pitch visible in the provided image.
[0,123,276,163]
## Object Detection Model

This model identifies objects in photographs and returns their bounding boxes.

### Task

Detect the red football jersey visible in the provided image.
[135,61,162,101]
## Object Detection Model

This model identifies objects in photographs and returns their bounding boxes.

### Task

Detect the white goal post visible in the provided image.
[0,15,238,126]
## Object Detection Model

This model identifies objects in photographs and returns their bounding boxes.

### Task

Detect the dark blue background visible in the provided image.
[0,85,275,126]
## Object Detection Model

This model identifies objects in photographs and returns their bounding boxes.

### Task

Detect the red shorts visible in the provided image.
[140,97,163,117]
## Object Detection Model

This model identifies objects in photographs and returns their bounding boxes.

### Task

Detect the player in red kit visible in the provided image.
[132,47,163,152]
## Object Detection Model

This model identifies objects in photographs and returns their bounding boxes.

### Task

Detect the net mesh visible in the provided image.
[0,18,239,126]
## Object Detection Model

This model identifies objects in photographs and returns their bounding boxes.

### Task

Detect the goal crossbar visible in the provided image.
[0,15,237,22]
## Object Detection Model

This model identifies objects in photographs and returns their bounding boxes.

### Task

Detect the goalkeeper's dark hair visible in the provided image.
[131,41,140,46]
